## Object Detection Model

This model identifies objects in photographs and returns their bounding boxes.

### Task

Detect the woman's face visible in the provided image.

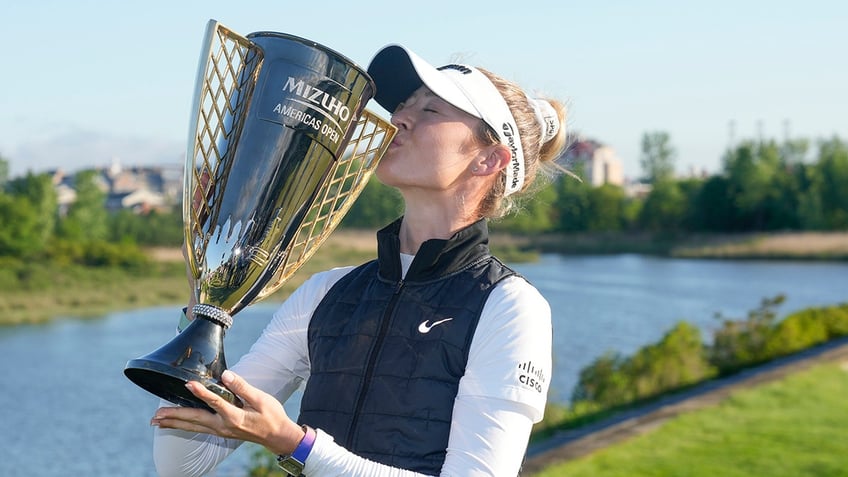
[375,86,486,195]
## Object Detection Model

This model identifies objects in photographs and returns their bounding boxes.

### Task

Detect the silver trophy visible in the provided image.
[124,20,395,410]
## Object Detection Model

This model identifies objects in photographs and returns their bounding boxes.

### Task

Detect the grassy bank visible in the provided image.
[499,230,848,260]
[0,236,375,326]
[671,231,848,260]
[0,260,188,325]
[532,360,848,476]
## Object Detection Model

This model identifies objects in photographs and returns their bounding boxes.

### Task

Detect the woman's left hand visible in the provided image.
[150,370,304,456]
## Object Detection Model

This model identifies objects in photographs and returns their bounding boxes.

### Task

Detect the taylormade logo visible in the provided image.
[282,77,351,122]
[437,64,472,74]
[502,123,521,188]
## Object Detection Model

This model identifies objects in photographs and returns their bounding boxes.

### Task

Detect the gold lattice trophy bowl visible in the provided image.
[125,20,395,411]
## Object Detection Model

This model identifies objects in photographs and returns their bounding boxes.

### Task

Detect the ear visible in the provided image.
[472,144,511,177]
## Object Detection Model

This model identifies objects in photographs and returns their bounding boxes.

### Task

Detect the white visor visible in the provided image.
[367,45,526,196]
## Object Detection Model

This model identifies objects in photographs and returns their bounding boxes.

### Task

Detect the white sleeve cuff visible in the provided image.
[303,429,426,476]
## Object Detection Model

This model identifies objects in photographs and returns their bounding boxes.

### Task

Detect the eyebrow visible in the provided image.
[425,90,453,108]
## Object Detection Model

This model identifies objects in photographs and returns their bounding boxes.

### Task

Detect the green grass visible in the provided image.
[0,245,374,325]
[533,361,848,476]
[0,261,188,324]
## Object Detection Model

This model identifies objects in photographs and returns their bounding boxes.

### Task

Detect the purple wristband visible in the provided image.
[292,425,317,463]
[276,425,317,475]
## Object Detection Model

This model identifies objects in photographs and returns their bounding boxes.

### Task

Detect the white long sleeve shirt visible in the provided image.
[154,254,552,476]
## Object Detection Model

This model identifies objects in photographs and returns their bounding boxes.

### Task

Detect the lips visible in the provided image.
[388,135,405,150]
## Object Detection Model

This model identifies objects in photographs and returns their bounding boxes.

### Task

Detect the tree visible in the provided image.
[58,170,108,241]
[586,184,628,232]
[638,179,687,233]
[688,175,732,231]
[553,165,591,232]
[765,158,803,230]
[814,137,848,229]
[722,140,784,230]
[639,131,677,183]
[781,138,810,165]
[0,193,42,256]
[0,154,9,188]
[6,172,57,252]
[494,184,557,233]
[109,208,182,246]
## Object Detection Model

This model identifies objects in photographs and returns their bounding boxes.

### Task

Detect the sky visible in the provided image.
[2,0,847,180]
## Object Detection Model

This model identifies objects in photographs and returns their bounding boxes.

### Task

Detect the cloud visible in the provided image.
[5,128,184,177]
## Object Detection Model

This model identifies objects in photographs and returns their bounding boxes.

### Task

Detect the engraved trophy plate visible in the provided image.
[125,20,395,410]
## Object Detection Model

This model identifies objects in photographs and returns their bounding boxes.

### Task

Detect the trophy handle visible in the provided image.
[183,20,254,282]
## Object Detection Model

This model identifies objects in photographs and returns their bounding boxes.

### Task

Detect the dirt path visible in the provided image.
[522,336,848,475]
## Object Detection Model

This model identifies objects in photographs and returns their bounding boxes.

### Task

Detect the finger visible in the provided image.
[152,404,212,422]
[220,370,263,409]
[184,381,239,417]
[151,406,218,434]
[151,415,218,435]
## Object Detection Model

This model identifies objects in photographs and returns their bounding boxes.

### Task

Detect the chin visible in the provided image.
[374,165,394,186]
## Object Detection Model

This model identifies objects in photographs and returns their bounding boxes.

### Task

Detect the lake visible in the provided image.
[1,254,845,476]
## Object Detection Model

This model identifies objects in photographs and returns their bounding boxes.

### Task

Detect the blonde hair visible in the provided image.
[474,68,569,219]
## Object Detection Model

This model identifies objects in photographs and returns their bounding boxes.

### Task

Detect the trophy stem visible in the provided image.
[124,311,242,412]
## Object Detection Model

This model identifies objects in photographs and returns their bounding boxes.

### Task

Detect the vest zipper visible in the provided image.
[346,278,404,447]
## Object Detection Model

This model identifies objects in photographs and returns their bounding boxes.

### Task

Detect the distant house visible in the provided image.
[54,183,77,217]
[106,189,168,213]
[47,169,77,216]
[51,159,182,214]
[623,181,653,199]
[561,135,625,187]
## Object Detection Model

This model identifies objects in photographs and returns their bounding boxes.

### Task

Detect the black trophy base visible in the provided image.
[124,358,240,412]
[124,315,242,412]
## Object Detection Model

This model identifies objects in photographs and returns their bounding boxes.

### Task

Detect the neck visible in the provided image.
[398,200,479,255]
[394,176,493,254]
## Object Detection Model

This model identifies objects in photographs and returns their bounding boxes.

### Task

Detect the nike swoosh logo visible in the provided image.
[418,318,454,333]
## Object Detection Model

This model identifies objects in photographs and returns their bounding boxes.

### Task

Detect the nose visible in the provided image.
[390,105,410,130]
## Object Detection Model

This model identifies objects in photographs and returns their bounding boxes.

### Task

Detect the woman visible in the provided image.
[151,44,567,476]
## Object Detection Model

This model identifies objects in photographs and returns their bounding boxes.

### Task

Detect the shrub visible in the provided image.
[625,322,716,400]
[47,239,149,270]
[822,304,848,338]
[766,308,830,356]
[572,322,715,408]
[709,294,785,373]
[571,351,631,407]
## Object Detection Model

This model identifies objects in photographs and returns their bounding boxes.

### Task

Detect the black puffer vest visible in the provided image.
[298,218,516,474]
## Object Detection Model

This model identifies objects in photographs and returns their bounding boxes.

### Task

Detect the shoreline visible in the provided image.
[492,230,848,260]
[2,231,845,326]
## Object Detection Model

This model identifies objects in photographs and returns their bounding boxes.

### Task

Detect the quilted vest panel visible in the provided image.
[299,221,514,474]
